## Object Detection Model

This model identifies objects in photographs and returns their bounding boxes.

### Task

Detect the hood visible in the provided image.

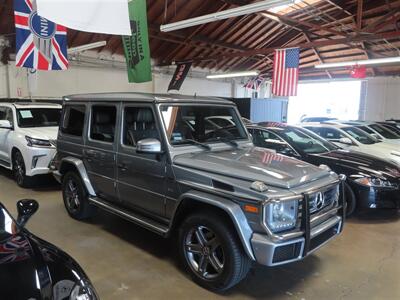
[0,232,96,299]
[310,149,400,179]
[174,147,331,189]
[22,126,58,140]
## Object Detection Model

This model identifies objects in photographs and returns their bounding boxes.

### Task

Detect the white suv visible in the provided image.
[0,102,61,187]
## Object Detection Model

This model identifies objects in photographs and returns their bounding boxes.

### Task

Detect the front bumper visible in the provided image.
[23,147,57,177]
[350,183,400,209]
[251,216,342,266]
[251,180,345,267]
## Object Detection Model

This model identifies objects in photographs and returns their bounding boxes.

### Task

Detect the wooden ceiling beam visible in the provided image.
[356,0,363,31]
[303,32,332,79]
[162,30,400,65]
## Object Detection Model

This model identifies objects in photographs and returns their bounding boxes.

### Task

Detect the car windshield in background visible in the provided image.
[0,207,18,241]
[274,127,337,154]
[342,126,376,145]
[160,105,248,146]
[370,124,400,139]
[17,108,61,128]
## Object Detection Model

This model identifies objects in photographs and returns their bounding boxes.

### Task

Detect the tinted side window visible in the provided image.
[61,105,85,136]
[123,107,159,147]
[320,128,344,140]
[90,106,117,143]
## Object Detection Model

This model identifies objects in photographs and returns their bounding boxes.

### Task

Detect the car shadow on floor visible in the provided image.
[0,168,60,192]
[348,209,400,224]
[89,209,319,298]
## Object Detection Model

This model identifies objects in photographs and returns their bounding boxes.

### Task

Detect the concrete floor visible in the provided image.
[1,169,399,300]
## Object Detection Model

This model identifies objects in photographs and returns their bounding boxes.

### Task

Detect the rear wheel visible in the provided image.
[344,183,356,217]
[178,212,251,292]
[13,150,30,188]
[62,171,95,220]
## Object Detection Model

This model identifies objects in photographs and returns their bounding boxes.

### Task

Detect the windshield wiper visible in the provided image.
[208,137,240,148]
[173,139,211,150]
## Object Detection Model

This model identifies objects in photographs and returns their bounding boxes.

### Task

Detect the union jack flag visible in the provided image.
[14,0,68,70]
[0,235,31,265]
[244,75,265,91]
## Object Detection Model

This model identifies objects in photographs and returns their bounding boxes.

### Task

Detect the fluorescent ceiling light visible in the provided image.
[207,71,259,79]
[160,0,294,32]
[268,0,301,13]
[315,57,400,69]
[68,41,107,54]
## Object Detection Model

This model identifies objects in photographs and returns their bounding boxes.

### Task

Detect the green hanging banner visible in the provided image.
[122,0,152,83]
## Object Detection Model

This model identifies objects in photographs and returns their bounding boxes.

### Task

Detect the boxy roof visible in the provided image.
[63,93,233,105]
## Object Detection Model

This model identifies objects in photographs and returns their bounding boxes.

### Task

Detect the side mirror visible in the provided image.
[137,138,163,154]
[0,120,12,129]
[370,133,381,140]
[17,199,39,227]
[339,137,353,145]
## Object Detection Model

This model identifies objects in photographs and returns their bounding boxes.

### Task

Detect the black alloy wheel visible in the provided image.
[13,151,29,187]
[62,171,95,220]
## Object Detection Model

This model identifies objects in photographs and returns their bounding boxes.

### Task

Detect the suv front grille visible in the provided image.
[309,185,339,215]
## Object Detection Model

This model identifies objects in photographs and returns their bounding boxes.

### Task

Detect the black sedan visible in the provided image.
[248,122,400,216]
[0,199,98,299]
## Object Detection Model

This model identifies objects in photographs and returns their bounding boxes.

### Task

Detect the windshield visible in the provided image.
[0,206,18,241]
[160,105,248,146]
[342,126,377,145]
[370,124,400,139]
[17,108,61,128]
[273,127,338,154]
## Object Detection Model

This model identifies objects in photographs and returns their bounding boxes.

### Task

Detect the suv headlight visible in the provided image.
[354,177,397,189]
[265,199,298,233]
[25,136,52,147]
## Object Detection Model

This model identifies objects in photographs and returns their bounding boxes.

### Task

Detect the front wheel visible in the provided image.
[62,171,96,220]
[13,150,30,188]
[178,212,251,292]
[344,183,357,217]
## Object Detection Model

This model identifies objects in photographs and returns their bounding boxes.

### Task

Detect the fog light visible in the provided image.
[31,155,46,169]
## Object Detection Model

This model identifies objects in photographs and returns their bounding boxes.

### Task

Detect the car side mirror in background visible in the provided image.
[370,133,381,140]
[137,138,163,154]
[338,137,353,145]
[17,199,39,227]
[0,120,13,130]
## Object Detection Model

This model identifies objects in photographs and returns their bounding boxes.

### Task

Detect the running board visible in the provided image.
[88,197,169,236]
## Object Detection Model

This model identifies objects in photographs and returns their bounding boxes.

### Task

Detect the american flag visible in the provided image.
[272,48,300,97]
[261,151,284,164]
[14,0,68,70]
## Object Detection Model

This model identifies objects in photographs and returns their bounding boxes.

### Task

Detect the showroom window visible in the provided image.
[90,106,117,143]
[123,106,159,147]
[61,105,86,137]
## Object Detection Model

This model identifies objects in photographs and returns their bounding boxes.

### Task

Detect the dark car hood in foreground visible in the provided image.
[174,147,331,189]
[309,149,400,179]
[0,231,96,299]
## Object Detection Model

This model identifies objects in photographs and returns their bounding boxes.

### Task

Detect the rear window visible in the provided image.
[61,105,86,136]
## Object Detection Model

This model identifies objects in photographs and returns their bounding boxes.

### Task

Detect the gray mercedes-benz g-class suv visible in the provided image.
[53,93,345,291]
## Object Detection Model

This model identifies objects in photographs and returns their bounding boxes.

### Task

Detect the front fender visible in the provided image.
[175,190,255,261]
[59,157,96,196]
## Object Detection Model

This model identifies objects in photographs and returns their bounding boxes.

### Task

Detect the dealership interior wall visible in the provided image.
[1,62,400,121]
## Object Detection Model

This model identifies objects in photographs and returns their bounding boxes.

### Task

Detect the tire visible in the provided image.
[178,212,251,292]
[62,171,96,220]
[344,182,357,217]
[13,150,31,188]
